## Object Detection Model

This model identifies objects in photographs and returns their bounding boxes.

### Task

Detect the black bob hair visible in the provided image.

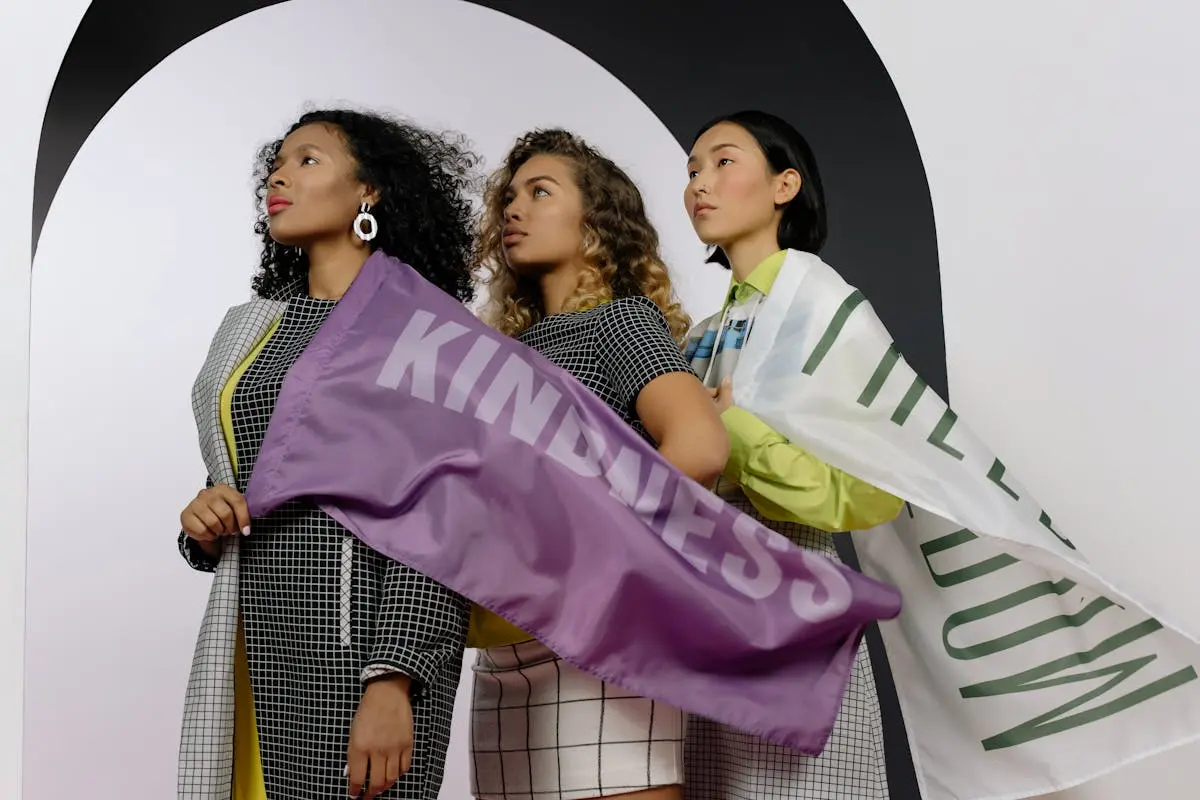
[250,108,480,302]
[693,110,828,267]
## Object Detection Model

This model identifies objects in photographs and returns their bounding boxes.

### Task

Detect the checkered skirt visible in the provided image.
[470,639,685,799]
[682,480,889,800]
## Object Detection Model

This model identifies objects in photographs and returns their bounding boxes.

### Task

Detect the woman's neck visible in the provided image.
[305,240,371,300]
[722,229,783,284]
[538,261,584,316]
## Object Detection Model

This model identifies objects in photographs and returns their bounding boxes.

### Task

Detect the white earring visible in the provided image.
[354,202,378,242]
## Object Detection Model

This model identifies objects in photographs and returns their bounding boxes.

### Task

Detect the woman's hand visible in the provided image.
[347,675,414,798]
[180,484,250,557]
[710,376,734,415]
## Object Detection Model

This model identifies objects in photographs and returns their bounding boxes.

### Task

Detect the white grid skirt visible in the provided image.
[471,639,684,799]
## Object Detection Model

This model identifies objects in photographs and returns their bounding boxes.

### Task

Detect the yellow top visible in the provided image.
[467,603,532,649]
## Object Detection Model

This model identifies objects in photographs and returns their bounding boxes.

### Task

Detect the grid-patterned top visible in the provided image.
[517,296,694,440]
[229,296,336,486]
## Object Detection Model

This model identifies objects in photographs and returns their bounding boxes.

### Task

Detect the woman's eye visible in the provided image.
[688,170,698,179]
[718,158,733,167]
[533,186,550,198]
[301,156,318,165]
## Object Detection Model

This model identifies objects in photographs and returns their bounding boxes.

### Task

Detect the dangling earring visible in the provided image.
[354,202,378,242]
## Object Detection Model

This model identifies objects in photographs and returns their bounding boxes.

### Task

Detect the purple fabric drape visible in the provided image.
[245,251,901,754]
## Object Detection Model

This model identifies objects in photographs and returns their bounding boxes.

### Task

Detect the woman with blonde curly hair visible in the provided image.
[468,129,730,800]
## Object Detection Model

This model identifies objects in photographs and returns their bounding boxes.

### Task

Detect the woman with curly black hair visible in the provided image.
[175,108,478,800]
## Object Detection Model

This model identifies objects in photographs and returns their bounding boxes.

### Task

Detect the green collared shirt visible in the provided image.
[725,249,788,308]
[717,251,904,531]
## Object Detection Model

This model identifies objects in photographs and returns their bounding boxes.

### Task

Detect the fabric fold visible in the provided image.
[244,251,902,755]
[731,249,1200,800]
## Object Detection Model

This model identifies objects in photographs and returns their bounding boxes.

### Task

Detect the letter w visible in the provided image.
[962,618,1198,750]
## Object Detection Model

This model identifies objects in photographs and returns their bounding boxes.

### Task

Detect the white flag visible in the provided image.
[733,249,1200,800]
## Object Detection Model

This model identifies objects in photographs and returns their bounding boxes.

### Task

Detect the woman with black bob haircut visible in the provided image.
[698,109,828,267]
[176,108,477,800]
[681,109,904,799]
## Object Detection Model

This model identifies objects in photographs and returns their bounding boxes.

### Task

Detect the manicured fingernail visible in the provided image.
[242,526,251,537]
[343,764,349,777]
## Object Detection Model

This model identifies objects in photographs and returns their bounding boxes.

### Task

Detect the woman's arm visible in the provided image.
[594,297,730,487]
[178,531,222,571]
[363,560,469,693]
[637,372,729,487]
[718,397,904,531]
[350,560,468,798]
[177,475,229,571]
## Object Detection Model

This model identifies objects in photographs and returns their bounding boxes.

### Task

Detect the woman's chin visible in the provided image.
[268,229,302,249]
[689,224,723,248]
[504,254,548,277]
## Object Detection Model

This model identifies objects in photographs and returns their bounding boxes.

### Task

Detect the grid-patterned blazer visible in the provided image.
[175,281,299,800]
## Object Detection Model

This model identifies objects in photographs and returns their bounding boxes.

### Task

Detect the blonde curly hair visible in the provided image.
[476,129,690,342]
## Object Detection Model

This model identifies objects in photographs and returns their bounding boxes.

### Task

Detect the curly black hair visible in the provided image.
[250,108,481,302]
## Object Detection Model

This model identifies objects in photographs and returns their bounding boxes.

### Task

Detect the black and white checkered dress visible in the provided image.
[470,296,695,800]
[180,295,469,800]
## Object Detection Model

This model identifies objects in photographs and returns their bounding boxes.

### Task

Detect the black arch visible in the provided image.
[34,0,944,394]
[34,4,940,793]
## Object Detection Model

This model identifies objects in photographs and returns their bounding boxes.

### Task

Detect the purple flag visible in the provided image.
[245,251,902,754]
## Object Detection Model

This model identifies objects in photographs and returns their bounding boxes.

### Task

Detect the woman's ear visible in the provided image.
[774,169,802,206]
[362,186,382,207]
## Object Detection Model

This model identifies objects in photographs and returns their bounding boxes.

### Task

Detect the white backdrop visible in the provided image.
[1,1,1198,799]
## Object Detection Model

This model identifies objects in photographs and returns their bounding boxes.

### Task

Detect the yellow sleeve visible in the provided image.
[466,605,535,649]
[720,406,904,531]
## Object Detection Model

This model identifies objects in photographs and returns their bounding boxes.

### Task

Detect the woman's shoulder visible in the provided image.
[212,298,259,331]
[776,249,850,297]
[594,295,673,336]
[205,292,293,346]
[780,248,834,274]
[525,297,667,344]
[597,294,664,323]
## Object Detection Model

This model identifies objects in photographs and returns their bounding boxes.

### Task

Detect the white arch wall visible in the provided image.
[1,1,1198,798]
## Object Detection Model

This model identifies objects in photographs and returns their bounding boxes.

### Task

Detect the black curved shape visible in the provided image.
[35,0,944,393]
[34,3,938,793]
[33,0,289,257]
